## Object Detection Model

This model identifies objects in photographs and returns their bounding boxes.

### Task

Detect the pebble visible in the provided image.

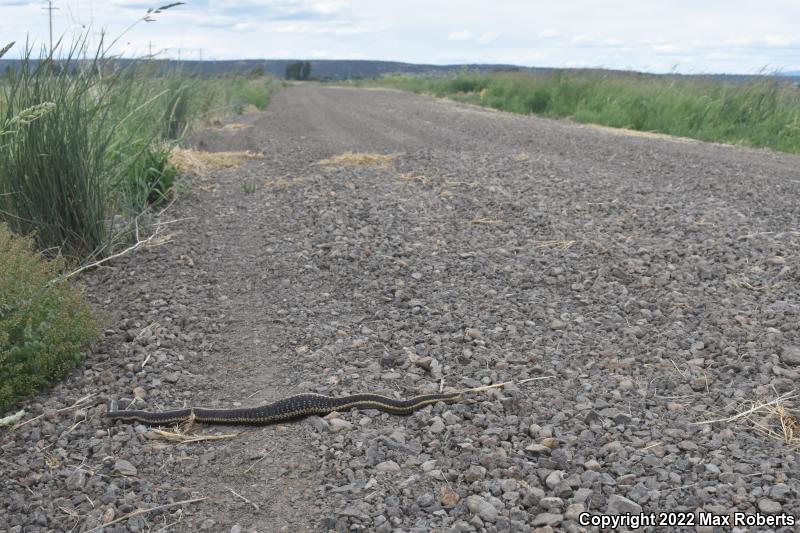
[780,345,800,366]
[375,461,401,473]
[606,494,642,514]
[757,498,782,514]
[440,487,460,508]
[531,513,563,527]
[113,459,138,477]
[545,471,565,489]
[466,495,497,523]
[328,418,353,432]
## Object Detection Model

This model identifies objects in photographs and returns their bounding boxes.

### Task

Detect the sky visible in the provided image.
[0,0,798,74]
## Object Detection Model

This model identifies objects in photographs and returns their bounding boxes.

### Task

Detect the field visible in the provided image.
[351,71,800,154]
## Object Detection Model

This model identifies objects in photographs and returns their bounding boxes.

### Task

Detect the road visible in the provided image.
[3,84,799,532]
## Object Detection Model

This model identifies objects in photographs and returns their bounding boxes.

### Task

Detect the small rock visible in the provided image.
[429,418,445,433]
[500,479,518,493]
[464,465,486,482]
[306,416,329,432]
[540,437,559,449]
[66,470,87,490]
[539,497,563,509]
[164,372,180,384]
[565,503,585,521]
[466,495,497,523]
[230,526,243,533]
[375,461,401,473]
[545,471,565,489]
[132,387,147,399]
[465,328,482,340]
[584,459,601,471]
[532,513,563,527]
[617,378,635,391]
[421,460,436,472]
[113,459,137,477]
[606,494,642,514]
[549,320,565,330]
[328,419,353,433]
[440,486,460,508]
[525,444,551,455]
[758,498,782,514]
[780,345,800,366]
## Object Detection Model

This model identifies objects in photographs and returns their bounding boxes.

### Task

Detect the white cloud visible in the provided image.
[538,28,559,38]
[476,31,500,45]
[232,22,260,32]
[447,30,473,41]
[653,44,688,54]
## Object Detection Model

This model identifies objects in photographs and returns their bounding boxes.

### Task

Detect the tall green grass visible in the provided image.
[360,71,800,154]
[0,40,278,261]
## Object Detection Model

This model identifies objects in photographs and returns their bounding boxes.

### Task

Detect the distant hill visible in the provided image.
[0,58,543,79]
[1,58,798,82]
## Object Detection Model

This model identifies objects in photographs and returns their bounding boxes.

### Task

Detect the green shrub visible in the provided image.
[0,224,97,412]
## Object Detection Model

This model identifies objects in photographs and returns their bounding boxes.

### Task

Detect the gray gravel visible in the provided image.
[2,84,800,532]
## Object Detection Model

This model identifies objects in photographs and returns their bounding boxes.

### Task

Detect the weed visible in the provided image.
[0,224,97,412]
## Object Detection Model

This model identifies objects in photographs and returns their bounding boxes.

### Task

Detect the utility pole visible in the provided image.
[42,0,59,57]
[94,28,106,56]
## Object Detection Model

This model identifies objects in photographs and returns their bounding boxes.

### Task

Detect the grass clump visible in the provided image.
[359,71,800,154]
[0,224,97,412]
[0,40,279,261]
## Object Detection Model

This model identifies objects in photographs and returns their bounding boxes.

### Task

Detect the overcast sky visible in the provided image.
[0,0,798,74]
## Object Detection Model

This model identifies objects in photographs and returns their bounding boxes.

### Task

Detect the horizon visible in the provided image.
[0,1,798,75]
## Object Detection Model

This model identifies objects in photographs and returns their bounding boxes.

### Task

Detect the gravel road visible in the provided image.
[2,84,800,532]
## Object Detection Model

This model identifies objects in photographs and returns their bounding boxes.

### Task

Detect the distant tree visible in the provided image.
[285,60,312,80]
[285,61,300,80]
[300,60,311,80]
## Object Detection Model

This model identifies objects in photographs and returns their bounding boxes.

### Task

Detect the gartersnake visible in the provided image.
[107,391,461,426]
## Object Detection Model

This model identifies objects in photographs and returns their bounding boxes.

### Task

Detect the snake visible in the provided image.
[107,391,462,426]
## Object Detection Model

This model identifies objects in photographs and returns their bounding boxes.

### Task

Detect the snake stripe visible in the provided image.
[107,392,461,426]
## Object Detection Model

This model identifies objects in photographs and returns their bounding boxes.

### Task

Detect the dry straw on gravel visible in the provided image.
[318,152,395,167]
[210,122,252,131]
[169,147,264,175]
[696,391,800,448]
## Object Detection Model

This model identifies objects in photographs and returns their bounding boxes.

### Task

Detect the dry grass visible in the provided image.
[695,390,800,448]
[264,175,306,190]
[318,151,395,167]
[399,172,430,185]
[210,122,252,131]
[533,240,578,251]
[169,147,264,175]
[143,428,239,444]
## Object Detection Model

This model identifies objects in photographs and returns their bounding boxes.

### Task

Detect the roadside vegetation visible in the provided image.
[0,39,277,412]
[0,224,98,412]
[1,41,277,260]
[355,71,800,154]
